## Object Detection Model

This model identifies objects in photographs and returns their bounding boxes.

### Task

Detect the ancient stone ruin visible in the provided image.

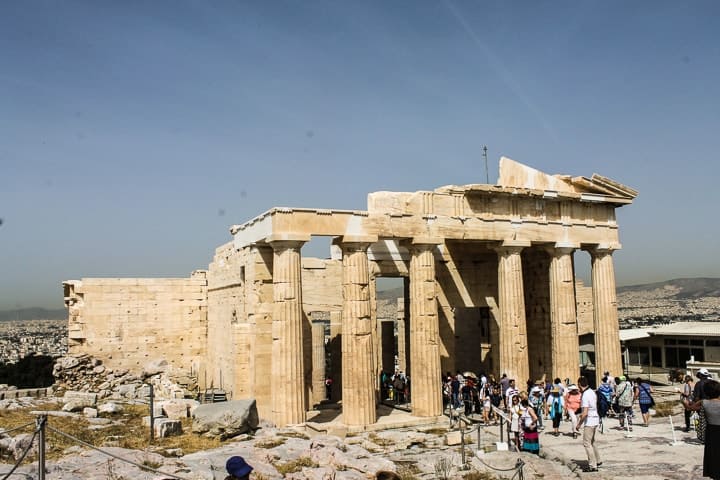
[63,158,637,428]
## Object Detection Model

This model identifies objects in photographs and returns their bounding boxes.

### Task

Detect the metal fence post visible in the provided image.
[149,384,155,442]
[37,414,47,480]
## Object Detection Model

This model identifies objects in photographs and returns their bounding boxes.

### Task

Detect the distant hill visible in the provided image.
[0,308,66,322]
[617,277,720,299]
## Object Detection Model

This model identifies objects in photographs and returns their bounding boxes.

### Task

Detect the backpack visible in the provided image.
[597,389,610,418]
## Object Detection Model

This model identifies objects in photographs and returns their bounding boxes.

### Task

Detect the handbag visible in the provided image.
[697,406,707,443]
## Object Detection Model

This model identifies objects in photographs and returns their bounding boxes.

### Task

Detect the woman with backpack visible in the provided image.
[547,387,564,436]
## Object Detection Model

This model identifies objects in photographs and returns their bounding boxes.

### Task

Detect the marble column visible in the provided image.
[408,240,443,417]
[339,236,377,426]
[591,247,622,385]
[311,320,326,405]
[548,245,580,383]
[269,238,307,426]
[495,243,530,385]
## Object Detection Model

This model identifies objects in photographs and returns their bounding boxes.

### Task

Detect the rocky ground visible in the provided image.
[0,394,707,479]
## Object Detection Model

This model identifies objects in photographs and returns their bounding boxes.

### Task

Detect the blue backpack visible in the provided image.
[597,389,611,418]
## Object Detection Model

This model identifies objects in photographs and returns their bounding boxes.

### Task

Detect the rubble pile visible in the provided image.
[52,354,198,401]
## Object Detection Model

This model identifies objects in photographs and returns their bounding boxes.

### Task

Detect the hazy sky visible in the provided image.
[1,1,719,310]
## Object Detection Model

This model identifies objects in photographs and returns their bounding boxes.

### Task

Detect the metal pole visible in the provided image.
[149,384,155,442]
[460,425,466,466]
[482,145,489,184]
[500,416,504,443]
[37,414,46,480]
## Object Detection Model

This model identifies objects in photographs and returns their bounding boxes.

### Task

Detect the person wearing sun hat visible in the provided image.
[225,455,253,480]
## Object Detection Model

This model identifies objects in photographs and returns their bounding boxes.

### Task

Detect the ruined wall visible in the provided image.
[63,273,208,375]
[205,242,250,399]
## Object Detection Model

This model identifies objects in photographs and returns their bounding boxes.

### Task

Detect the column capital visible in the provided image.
[545,243,578,257]
[266,233,310,249]
[587,244,620,258]
[493,238,531,255]
[333,235,378,251]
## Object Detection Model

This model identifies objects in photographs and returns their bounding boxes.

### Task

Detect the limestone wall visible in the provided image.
[576,279,594,335]
[63,273,208,375]
[205,242,250,399]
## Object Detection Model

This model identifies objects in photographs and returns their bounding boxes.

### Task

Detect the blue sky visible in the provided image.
[1,1,719,309]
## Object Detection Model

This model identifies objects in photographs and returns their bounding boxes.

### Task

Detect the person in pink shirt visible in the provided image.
[564,384,582,438]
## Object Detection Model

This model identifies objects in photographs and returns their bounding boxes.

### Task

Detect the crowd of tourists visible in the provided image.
[437,368,720,473]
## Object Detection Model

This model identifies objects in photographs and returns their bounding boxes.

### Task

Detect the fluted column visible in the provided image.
[269,238,306,426]
[591,247,622,385]
[311,320,326,405]
[339,236,377,426]
[409,240,443,417]
[495,243,530,384]
[548,245,580,382]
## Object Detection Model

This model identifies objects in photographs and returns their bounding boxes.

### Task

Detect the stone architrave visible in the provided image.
[339,236,377,427]
[311,320,326,405]
[408,239,443,417]
[269,237,308,426]
[591,246,622,385]
[495,242,530,385]
[547,245,580,382]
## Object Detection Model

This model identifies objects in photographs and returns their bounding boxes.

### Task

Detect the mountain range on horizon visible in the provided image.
[1,277,719,322]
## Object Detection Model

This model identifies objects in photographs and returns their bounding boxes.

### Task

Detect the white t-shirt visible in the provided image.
[581,388,600,427]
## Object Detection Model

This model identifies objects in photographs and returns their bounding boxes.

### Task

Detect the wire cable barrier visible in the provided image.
[0,423,36,437]
[1,415,194,480]
[0,428,39,480]
[46,425,191,480]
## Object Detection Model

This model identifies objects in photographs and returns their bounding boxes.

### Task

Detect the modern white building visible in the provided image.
[619,322,720,383]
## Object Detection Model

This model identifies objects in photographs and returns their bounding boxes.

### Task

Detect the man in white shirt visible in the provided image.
[577,376,601,472]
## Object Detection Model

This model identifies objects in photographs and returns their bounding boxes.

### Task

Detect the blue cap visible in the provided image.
[226,456,253,478]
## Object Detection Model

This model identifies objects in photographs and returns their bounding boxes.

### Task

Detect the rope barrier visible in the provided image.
[46,425,191,480]
[0,428,39,480]
[475,457,525,480]
[0,422,36,436]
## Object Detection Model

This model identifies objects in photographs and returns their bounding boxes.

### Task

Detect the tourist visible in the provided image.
[694,368,712,443]
[564,384,582,438]
[509,394,522,451]
[393,372,406,404]
[520,398,540,455]
[597,376,614,417]
[505,379,518,410]
[529,386,545,430]
[325,377,333,401]
[450,374,461,409]
[375,472,402,480]
[546,386,564,436]
[577,376,601,473]
[500,373,510,408]
[490,385,502,423]
[615,375,634,431]
[683,380,720,479]
[680,375,694,432]
[225,455,253,480]
[634,377,654,427]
